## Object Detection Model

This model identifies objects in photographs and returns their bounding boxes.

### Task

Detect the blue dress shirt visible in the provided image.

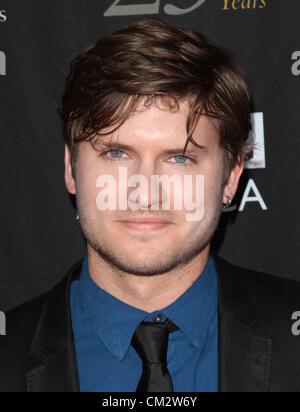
[70,254,219,392]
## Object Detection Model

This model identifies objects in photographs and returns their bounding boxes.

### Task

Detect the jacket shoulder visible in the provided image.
[214,254,300,326]
[2,258,83,337]
[231,261,300,309]
[3,290,49,336]
[0,257,83,345]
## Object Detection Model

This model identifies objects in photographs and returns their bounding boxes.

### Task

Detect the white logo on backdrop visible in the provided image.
[291,51,300,76]
[0,311,6,336]
[0,10,7,22]
[239,179,267,211]
[0,51,6,75]
[245,112,266,169]
[224,112,267,213]
[104,0,207,16]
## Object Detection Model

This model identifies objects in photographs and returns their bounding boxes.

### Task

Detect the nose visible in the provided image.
[127,160,163,211]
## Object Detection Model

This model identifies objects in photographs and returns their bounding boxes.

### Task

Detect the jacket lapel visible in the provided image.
[26,261,83,392]
[213,255,272,392]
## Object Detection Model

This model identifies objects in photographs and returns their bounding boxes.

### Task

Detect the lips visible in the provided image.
[121,217,170,224]
[118,217,173,232]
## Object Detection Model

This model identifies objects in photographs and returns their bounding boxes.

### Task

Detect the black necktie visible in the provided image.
[131,318,179,392]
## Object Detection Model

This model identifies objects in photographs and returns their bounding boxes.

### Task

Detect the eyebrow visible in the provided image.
[97,141,206,155]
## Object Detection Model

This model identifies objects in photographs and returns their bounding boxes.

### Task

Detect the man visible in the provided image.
[0,19,299,393]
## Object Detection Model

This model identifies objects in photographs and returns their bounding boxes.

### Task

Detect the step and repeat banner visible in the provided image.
[0,0,299,311]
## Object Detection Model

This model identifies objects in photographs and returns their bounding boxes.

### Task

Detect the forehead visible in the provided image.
[93,99,220,151]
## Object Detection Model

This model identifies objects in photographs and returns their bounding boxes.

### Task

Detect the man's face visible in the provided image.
[65,100,242,276]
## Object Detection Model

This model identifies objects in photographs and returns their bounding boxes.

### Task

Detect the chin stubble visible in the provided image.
[79,191,223,277]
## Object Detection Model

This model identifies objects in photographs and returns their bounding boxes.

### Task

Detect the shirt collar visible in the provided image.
[78,254,218,361]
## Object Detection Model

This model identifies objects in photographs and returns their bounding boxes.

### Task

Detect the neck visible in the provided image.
[86,244,210,313]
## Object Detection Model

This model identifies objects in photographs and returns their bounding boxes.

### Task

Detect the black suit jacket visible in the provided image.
[0,254,300,392]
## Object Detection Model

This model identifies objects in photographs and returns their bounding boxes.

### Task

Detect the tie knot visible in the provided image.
[131,318,179,364]
[131,318,179,391]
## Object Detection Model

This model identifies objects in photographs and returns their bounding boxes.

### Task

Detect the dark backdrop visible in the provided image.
[0,0,299,311]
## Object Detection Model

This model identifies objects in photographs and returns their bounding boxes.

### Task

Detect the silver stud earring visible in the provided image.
[76,214,79,221]
[222,196,232,209]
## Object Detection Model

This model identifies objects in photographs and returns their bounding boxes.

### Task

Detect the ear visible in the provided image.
[64,145,76,195]
[223,156,244,203]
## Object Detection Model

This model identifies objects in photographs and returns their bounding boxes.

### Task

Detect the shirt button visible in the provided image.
[153,314,163,323]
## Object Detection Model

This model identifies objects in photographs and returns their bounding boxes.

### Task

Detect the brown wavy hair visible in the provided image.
[58,19,253,178]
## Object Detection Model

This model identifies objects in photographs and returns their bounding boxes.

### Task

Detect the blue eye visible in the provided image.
[108,150,126,159]
[171,155,190,164]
